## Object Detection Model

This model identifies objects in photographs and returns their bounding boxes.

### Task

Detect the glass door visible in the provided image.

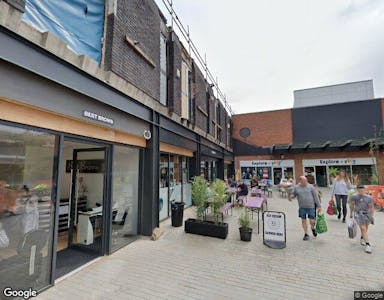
[68,148,106,254]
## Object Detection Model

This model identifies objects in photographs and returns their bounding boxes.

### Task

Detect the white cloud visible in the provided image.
[155,0,384,114]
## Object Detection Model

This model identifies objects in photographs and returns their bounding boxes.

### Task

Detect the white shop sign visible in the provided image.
[240,160,295,168]
[302,157,376,167]
[263,211,286,249]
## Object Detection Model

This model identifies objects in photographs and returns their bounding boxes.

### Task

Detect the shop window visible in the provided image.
[111,146,140,251]
[352,165,374,185]
[169,155,182,215]
[182,157,191,206]
[159,154,169,220]
[328,165,351,185]
[0,124,56,291]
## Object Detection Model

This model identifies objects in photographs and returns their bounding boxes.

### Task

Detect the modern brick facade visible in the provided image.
[168,31,182,116]
[104,0,162,101]
[193,62,209,133]
[233,98,384,185]
[232,109,293,146]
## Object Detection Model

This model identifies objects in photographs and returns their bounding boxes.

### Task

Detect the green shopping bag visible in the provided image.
[333,201,339,216]
[316,213,328,234]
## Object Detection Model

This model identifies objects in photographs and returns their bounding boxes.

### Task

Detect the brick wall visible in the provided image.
[104,0,161,101]
[220,103,227,144]
[168,31,182,115]
[193,62,208,133]
[232,109,293,147]
[209,97,216,137]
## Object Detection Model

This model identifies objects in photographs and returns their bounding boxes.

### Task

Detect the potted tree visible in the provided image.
[238,208,252,241]
[185,178,229,239]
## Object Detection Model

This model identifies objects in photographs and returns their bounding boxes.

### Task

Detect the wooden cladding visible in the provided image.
[160,142,194,157]
[0,97,146,147]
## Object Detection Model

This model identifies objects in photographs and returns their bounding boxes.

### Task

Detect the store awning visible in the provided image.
[271,138,380,154]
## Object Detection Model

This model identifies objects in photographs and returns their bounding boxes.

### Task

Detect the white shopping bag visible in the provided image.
[0,229,9,248]
[347,219,357,239]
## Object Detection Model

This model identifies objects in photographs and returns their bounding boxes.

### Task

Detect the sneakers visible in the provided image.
[360,238,366,246]
[311,228,317,237]
[303,234,310,241]
[365,245,372,254]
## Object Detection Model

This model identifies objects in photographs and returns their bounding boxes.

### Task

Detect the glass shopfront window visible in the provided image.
[159,153,190,219]
[169,155,182,203]
[111,146,140,251]
[0,124,56,292]
[352,165,374,185]
[159,154,169,221]
[182,157,192,206]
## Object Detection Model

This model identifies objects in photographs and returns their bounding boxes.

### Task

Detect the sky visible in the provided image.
[155,0,384,114]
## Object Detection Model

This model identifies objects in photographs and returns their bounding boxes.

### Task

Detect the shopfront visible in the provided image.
[302,157,377,186]
[239,160,295,185]
[159,151,192,221]
[0,29,153,291]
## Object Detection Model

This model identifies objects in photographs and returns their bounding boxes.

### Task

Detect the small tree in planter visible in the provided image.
[191,176,209,220]
[238,208,252,241]
[210,179,228,224]
[185,178,229,239]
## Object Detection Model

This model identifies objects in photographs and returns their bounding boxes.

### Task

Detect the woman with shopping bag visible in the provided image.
[332,170,354,223]
[349,185,375,254]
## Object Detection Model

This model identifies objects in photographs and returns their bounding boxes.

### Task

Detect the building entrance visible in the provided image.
[55,140,108,279]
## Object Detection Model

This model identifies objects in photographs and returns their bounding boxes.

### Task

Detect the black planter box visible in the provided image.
[239,227,252,242]
[184,218,228,239]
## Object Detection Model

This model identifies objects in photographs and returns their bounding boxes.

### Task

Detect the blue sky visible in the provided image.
[155,0,384,114]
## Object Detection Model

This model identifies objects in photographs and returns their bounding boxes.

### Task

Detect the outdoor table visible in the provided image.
[245,196,268,234]
[251,188,262,197]
[226,187,237,204]
[258,183,267,194]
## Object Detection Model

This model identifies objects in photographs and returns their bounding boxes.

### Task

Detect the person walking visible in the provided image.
[332,170,354,223]
[349,185,375,254]
[289,176,322,241]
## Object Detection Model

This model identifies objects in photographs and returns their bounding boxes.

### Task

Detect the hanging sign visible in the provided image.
[263,211,286,249]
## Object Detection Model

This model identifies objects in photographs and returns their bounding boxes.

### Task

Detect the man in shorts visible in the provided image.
[289,176,322,240]
[349,185,375,254]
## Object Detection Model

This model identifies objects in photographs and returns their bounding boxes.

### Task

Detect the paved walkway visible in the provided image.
[37,188,384,300]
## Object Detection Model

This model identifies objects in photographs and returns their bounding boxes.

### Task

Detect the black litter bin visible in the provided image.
[171,201,185,227]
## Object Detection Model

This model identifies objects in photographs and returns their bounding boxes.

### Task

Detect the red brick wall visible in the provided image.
[235,150,383,183]
[232,109,293,147]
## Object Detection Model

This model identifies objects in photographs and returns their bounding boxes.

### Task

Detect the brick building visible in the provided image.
[233,81,384,187]
[0,0,233,292]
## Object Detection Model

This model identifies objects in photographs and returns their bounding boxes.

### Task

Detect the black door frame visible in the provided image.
[67,147,107,255]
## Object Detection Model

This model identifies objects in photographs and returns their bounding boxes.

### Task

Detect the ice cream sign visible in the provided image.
[303,157,376,166]
[240,160,294,167]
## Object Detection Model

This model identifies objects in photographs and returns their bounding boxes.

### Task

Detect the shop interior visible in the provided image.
[55,140,106,279]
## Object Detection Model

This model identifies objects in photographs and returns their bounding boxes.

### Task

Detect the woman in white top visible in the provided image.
[331,170,353,223]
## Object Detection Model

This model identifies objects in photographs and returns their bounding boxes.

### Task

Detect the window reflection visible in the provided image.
[0,124,56,291]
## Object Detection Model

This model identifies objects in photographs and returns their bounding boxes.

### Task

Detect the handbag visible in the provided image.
[347,219,357,239]
[326,200,335,215]
[316,213,328,234]
[0,229,9,249]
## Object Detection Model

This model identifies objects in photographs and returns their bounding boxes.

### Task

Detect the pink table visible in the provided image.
[245,197,268,233]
